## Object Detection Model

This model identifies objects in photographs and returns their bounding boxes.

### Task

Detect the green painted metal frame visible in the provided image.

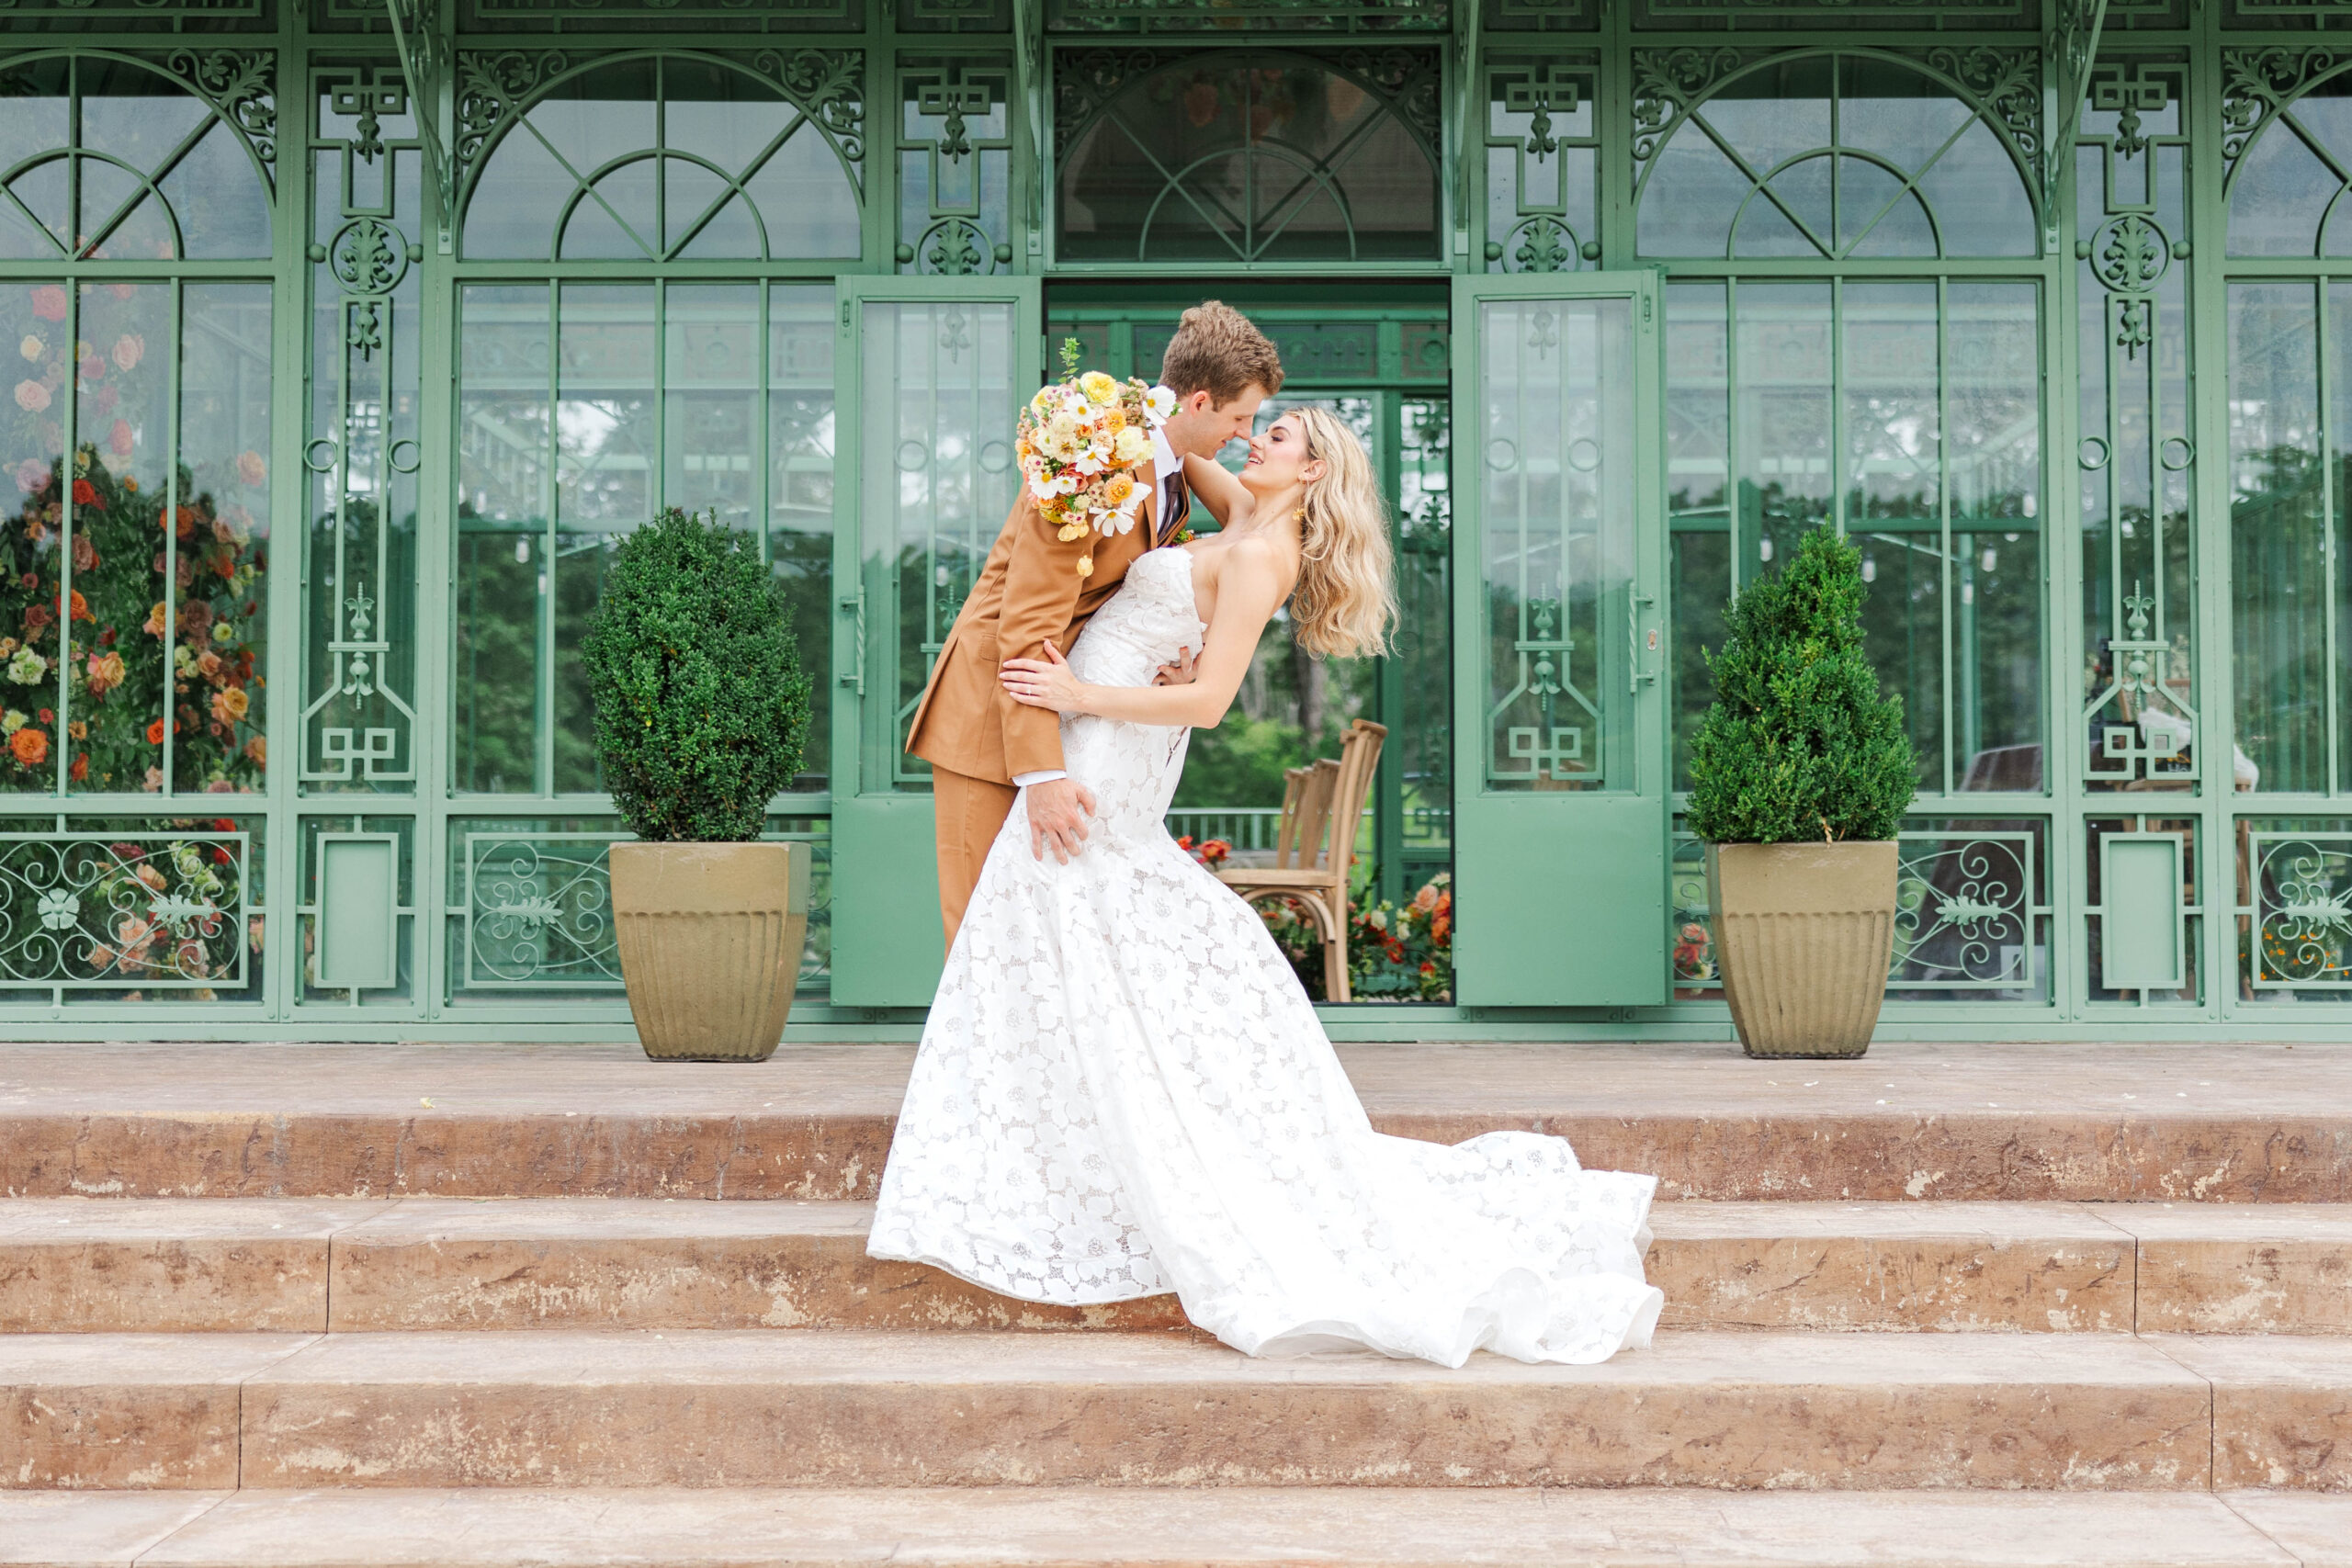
[1449,268,1669,1006]
[0,0,2349,1038]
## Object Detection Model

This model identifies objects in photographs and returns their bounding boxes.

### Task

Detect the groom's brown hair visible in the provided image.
[1160,300,1284,407]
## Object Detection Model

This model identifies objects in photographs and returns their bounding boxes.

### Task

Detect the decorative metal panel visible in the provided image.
[315,831,400,988]
[2075,61,2197,791]
[0,830,250,991]
[2086,816,2200,1003]
[461,829,622,988]
[1632,0,2036,22]
[0,0,266,20]
[1891,829,2048,994]
[1672,823,2051,998]
[1484,58,1600,276]
[1047,0,1449,32]
[1484,0,1600,29]
[2244,829,2352,989]
[303,67,424,791]
[2099,830,2184,989]
[896,57,1014,276]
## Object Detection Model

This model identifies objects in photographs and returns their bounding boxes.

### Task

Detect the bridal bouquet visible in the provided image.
[1017,338,1176,579]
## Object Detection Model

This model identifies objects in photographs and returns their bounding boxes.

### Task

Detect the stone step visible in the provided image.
[5,1042,2348,1204]
[6,1327,2347,1491]
[3,1487,2344,1567]
[6,1195,2349,1337]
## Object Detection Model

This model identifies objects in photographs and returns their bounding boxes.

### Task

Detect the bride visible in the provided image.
[866,407,1663,1367]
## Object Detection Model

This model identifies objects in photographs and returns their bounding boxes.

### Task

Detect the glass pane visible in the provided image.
[1396,395,1453,865]
[69,283,171,794]
[1950,282,2042,792]
[1056,51,1442,264]
[553,284,656,794]
[663,285,759,531]
[2230,282,2326,795]
[465,54,862,264]
[0,280,71,793]
[175,284,272,795]
[1666,280,1730,790]
[1638,51,2034,260]
[1844,282,1941,791]
[1736,281,1833,570]
[2230,74,2352,258]
[456,285,551,795]
[863,298,1020,789]
[1478,295,1634,792]
[770,285,834,794]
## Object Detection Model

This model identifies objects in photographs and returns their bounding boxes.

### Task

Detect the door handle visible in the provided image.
[1628,592,1657,695]
[838,588,865,696]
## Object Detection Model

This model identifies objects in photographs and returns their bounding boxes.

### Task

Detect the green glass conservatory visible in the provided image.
[6,0,2352,1042]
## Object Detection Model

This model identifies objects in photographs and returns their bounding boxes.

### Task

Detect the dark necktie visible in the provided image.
[1158,469,1189,547]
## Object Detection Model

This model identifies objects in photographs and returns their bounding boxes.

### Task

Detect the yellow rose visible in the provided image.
[1079,371,1117,405]
[1103,474,1135,504]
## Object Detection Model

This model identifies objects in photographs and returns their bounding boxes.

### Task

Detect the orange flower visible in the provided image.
[142,601,167,637]
[8,726,46,766]
[67,752,85,782]
[243,735,265,766]
[209,686,249,724]
[83,650,123,698]
[145,717,165,745]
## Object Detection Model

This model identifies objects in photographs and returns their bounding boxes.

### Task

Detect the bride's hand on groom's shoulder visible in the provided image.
[1001,641,1089,715]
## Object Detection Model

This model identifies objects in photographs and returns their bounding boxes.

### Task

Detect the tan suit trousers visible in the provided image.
[933,763,1019,949]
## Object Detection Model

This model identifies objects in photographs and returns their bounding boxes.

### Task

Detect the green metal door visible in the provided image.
[1452,274,1668,1007]
[829,276,1042,1007]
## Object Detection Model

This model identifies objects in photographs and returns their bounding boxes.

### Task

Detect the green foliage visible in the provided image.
[1686,527,1917,845]
[581,507,810,842]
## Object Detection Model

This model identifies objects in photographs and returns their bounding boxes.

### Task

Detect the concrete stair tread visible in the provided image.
[8,1195,2350,1335]
[2,1487,2344,1566]
[6,1042,2348,1202]
[4,1327,2308,1489]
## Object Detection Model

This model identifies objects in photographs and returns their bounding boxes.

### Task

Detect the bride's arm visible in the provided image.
[1181,452,1251,530]
[1001,539,1289,729]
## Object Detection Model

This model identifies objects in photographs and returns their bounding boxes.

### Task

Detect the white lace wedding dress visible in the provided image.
[867,547,1664,1366]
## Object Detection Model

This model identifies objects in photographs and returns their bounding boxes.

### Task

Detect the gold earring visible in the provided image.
[1293,505,1306,524]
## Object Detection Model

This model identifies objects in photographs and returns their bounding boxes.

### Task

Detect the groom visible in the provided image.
[906,301,1285,945]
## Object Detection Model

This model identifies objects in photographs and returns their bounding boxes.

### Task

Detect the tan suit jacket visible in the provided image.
[904,491,1161,784]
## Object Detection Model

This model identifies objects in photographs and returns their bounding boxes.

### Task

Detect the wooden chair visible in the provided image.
[1216,718,1386,1003]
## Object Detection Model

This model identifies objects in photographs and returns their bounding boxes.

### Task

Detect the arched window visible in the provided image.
[2223,54,2352,257]
[458,51,863,262]
[1054,48,1442,264]
[0,51,274,261]
[1634,50,2038,260]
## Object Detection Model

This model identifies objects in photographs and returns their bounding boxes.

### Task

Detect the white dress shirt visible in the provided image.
[1012,428,1183,790]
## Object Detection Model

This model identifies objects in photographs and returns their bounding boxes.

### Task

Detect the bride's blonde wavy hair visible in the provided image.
[1282,406,1396,659]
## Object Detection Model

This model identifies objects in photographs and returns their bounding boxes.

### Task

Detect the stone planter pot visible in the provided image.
[1705,840,1897,1060]
[609,840,809,1063]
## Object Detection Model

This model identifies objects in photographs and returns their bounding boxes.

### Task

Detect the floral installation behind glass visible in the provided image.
[1017,338,1176,580]
[1258,871,1454,1003]
[0,283,267,794]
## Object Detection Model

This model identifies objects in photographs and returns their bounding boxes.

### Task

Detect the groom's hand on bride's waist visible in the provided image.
[1026,776,1098,865]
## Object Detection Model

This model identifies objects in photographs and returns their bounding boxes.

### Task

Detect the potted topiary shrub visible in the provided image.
[1687,528,1917,1059]
[582,506,813,1062]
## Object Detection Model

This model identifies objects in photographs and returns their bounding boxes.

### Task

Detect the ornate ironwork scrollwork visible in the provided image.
[164,50,277,178]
